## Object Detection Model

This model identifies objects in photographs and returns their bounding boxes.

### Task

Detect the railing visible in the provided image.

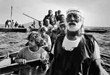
[0,59,41,74]
[0,51,110,74]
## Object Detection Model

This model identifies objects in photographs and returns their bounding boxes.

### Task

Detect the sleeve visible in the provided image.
[48,36,60,75]
[90,41,109,75]
[92,41,101,60]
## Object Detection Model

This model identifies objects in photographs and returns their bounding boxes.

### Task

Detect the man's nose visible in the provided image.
[70,16,75,21]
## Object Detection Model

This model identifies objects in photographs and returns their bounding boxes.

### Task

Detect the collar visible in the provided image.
[62,35,82,51]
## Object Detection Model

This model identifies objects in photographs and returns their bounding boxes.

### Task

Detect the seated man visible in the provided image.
[39,26,52,52]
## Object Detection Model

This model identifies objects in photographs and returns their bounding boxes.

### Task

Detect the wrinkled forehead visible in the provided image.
[66,13,82,20]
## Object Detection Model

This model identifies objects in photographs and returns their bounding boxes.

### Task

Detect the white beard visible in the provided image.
[66,22,83,31]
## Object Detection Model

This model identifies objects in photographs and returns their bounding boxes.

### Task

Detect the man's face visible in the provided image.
[61,15,65,22]
[66,13,83,31]
[60,24,65,31]
[45,19,50,25]
[48,10,53,15]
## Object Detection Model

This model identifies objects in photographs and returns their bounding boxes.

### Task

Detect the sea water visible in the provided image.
[0,27,110,74]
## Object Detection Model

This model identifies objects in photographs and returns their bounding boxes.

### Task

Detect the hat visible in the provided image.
[66,9,82,17]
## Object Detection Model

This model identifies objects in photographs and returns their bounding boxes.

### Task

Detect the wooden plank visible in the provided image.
[30,28,39,32]
[0,59,41,74]
[101,54,110,68]
[84,29,107,33]
[101,54,110,59]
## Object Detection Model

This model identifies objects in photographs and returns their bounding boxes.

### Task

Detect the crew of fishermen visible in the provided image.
[18,9,66,75]
[42,10,66,50]
[5,20,25,28]
[27,9,66,56]
[2,9,109,75]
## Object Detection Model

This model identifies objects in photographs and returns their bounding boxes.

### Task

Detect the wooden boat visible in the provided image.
[85,29,107,33]
[0,49,110,74]
[0,59,41,74]
[1,7,27,33]
[0,28,27,32]
[0,51,41,74]
[29,28,39,32]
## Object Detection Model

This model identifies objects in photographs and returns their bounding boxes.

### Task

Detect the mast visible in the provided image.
[23,13,40,21]
[11,6,13,28]
[11,6,13,21]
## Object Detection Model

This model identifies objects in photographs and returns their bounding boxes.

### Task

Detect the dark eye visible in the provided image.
[29,39,33,42]
[72,14,78,19]
[67,14,72,18]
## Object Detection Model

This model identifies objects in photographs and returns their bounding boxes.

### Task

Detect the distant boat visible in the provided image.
[0,50,110,74]
[85,29,107,33]
[29,28,39,32]
[0,28,27,32]
[1,6,27,33]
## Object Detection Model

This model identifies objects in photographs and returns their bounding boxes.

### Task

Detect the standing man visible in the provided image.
[49,9,109,75]
[11,20,14,28]
[57,10,63,22]
[5,20,10,28]
[43,10,56,26]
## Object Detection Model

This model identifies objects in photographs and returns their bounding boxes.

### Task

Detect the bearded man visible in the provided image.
[48,9,109,75]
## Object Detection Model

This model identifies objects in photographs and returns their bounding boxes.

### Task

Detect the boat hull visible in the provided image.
[0,28,27,32]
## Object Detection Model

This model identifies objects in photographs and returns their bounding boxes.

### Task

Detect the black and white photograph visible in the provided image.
[0,0,110,75]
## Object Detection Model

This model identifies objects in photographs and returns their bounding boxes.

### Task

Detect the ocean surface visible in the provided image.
[0,26,110,74]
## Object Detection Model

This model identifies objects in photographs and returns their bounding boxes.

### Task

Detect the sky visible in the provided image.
[0,0,110,27]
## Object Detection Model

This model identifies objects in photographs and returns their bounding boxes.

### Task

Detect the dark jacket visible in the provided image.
[49,34,98,75]
[43,14,56,26]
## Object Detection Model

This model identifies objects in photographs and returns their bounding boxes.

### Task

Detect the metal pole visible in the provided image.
[11,6,13,21]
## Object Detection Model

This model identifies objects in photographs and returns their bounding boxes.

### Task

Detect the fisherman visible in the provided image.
[57,23,66,36]
[39,26,54,66]
[57,10,63,22]
[14,21,18,28]
[49,9,109,75]
[10,20,14,28]
[43,10,56,26]
[43,19,51,27]
[5,19,11,28]
[59,14,65,24]
[38,21,43,29]
[55,11,59,21]
[39,26,52,52]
